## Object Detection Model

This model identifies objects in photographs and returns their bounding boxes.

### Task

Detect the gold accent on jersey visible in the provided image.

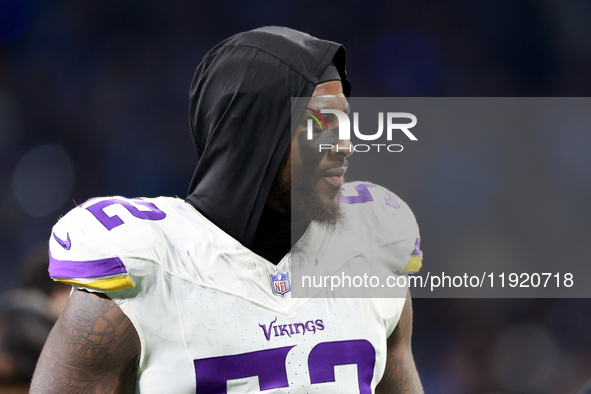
[403,256,423,273]
[53,275,135,291]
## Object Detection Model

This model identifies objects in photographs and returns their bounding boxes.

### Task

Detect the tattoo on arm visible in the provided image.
[376,293,424,394]
[31,290,140,393]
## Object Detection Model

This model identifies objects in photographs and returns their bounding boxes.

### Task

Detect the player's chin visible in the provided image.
[317,178,342,205]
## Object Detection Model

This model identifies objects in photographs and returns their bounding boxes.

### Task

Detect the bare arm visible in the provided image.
[376,292,424,394]
[30,289,141,393]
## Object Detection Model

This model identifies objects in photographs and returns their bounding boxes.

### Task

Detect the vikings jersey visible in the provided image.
[48,181,422,393]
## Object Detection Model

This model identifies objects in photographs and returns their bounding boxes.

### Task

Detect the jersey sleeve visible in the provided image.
[48,197,166,293]
[341,182,423,275]
[380,194,423,274]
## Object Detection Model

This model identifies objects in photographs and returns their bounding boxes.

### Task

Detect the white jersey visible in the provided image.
[48,181,422,393]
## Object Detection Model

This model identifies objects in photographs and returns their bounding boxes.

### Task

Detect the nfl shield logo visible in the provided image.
[270,272,290,296]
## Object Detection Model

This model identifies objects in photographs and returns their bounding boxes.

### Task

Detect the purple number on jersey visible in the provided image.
[192,340,376,393]
[194,346,294,393]
[85,198,166,230]
[308,340,375,394]
[340,183,400,209]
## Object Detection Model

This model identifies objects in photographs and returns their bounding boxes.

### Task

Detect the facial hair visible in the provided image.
[291,160,345,231]
[267,131,347,230]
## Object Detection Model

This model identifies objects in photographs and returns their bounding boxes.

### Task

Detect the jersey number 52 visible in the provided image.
[194,339,375,393]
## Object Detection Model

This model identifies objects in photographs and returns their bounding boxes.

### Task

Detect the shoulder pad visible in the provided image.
[48,197,168,292]
[340,181,402,210]
[340,181,423,273]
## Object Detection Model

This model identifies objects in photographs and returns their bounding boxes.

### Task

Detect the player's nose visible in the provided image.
[330,138,353,158]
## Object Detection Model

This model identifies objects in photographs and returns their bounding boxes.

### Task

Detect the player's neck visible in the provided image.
[251,206,309,265]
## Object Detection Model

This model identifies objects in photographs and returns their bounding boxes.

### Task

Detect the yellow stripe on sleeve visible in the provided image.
[403,256,423,273]
[53,275,135,291]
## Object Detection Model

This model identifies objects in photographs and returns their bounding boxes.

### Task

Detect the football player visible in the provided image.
[31,27,424,393]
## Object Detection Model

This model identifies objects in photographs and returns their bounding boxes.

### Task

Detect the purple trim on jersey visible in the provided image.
[339,183,375,204]
[412,237,422,255]
[383,189,401,209]
[52,232,71,250]
[194,346,294,392]
[339,183,400,208]
[48,250,128,279]
[308,340,375,394]
[84,198,166,231]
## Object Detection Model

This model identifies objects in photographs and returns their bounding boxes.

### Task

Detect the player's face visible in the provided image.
[268,81,351,226]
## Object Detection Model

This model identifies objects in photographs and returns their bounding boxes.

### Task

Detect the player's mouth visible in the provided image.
[322,166,347,187]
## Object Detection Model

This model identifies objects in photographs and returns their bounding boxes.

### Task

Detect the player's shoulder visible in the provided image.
[48,196,186,293]
[339,181,422,273]
[51,196,183,246]
[340,181,417,223]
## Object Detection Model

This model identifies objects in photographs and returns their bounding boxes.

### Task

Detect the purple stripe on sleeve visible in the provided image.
[48,250,128,279]
[412,237,422,255]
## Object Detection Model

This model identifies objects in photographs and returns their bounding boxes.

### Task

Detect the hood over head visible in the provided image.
[186,26,350,248]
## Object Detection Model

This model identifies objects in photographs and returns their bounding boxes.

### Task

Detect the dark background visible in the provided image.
[1,0,590,392]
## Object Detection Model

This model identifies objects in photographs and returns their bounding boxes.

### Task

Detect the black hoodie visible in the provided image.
[186,26,350,256]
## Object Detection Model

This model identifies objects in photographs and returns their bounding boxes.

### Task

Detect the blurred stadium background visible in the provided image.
[1,0,591,392]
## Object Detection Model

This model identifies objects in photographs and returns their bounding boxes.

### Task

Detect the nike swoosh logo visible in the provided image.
[53,232,71,250]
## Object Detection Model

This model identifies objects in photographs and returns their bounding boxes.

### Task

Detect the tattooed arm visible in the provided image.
[30,289,141,393]
[376,292,424,394]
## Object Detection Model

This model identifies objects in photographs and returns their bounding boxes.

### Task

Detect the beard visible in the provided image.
[266,146,346,231]
[290,161,345,231]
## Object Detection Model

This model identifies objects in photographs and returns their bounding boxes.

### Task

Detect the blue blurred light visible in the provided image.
[368,30,443,95]
[0,0,34,44]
